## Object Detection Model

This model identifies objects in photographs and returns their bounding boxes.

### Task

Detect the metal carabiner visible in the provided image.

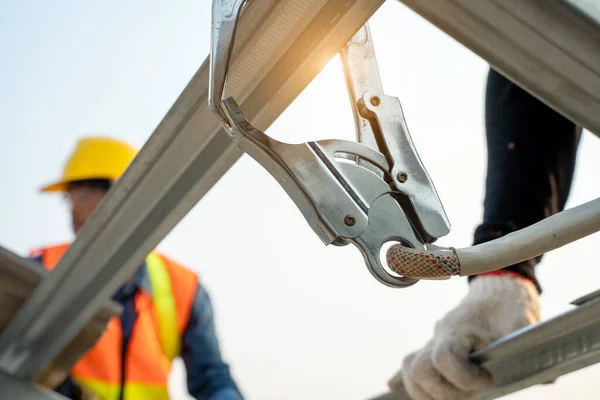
[207,2,451,288]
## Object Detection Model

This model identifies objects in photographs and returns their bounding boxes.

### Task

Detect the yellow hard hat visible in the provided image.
[40,136,138,192]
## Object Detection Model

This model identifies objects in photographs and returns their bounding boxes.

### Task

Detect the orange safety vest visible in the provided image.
[31,243,199,400]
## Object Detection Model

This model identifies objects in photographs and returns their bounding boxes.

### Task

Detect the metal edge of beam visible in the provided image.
[0,0,386,379]
[472,297,600,399]
[394,0,600,137]
[0,245,51,289]
[571,288,600,306]
[0,245,122,325]
[367,292,600,400]
[0,372,68,400]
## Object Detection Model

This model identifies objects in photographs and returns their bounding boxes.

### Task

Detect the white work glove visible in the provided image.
[388,274,540,400]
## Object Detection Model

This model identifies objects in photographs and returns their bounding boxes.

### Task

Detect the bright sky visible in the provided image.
[2,1,600,399]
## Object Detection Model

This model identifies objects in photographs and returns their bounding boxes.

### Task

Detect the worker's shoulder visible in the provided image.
[156,252,199,280]
[28,242,71,258]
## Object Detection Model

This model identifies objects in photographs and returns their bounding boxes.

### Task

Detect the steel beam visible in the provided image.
[0,0,386,379]
[0,372,68,400]
[368,289,600,400]
[395,0,600,137]
[0,246,121,389]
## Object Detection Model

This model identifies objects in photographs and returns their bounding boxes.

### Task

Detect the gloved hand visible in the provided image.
[388,274,540,400]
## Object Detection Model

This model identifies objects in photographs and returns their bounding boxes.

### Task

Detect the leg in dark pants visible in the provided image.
[470,68,582,293]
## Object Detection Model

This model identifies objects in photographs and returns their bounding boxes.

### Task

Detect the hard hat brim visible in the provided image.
[40,180,69,193]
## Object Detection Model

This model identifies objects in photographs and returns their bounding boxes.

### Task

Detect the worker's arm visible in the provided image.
[388,66,580,399]
[468,67,581,292]
[181,283,243,400]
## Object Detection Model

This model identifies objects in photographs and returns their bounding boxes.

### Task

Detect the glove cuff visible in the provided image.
[466,274,541,333]
[475,269,535,285]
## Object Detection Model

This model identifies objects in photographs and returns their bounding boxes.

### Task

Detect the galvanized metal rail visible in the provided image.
[396,0,600,137]
[0,246,122,390]
[368,289,600,399]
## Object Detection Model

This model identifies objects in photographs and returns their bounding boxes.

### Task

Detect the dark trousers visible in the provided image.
[470,68,582,293]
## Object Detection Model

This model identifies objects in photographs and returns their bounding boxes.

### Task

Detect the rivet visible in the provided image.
[344,215,356,226]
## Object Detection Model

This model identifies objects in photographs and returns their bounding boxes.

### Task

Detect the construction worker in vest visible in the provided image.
[386,67,582,399]
[29,136,244,400]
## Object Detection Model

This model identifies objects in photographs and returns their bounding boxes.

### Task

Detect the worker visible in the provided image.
[387,67,581,399]
[29,136,244,400]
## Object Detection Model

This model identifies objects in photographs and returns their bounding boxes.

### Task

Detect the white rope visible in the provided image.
[458,196,600,276]
[386,197,600,279]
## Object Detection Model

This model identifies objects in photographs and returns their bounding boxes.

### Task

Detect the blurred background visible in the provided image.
[1,1,599,399]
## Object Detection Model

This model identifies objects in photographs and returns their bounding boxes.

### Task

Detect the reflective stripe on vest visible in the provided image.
[146,252,181,361]
[72,378,170,400]
[33,244,198,400]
